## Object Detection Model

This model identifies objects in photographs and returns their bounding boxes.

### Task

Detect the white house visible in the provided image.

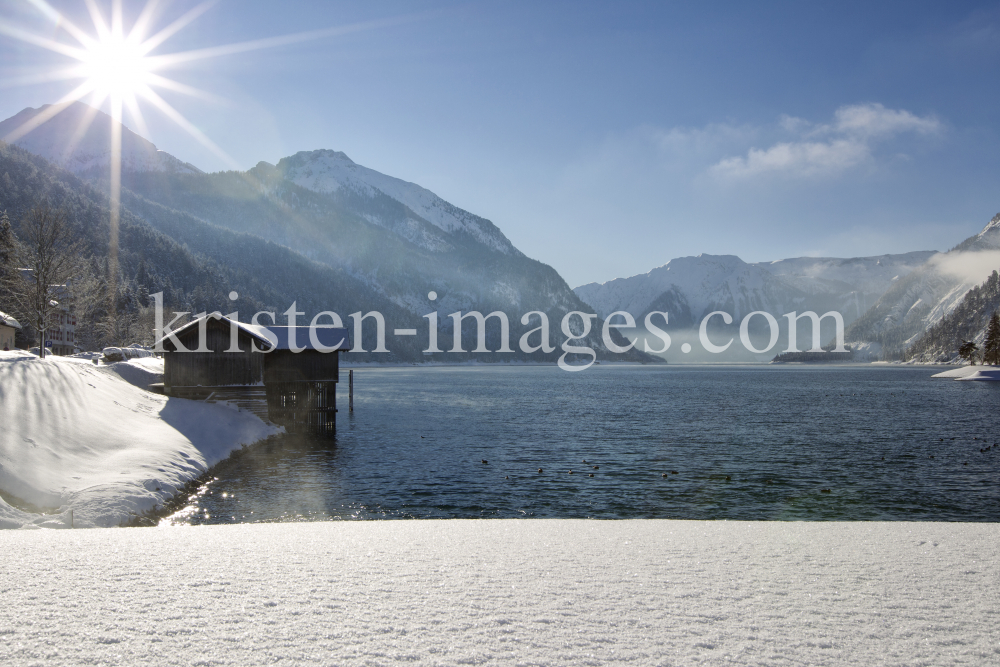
[0,310,21,351]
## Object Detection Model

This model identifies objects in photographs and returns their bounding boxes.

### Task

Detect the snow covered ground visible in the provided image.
[931,366,979,378]
[954,368,1000,381]
[0,351,280,529]
[0,520,996,666]
[930,366,1000,380]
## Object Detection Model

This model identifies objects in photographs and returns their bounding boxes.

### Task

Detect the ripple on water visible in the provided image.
[165,365,1000,524]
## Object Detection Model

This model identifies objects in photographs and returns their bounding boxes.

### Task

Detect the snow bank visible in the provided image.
[0,520,997,665]
[103,355,164,389]
[0,351,280,529]
[955,368,1000,381]
[930,365,1000,380]
[931,366,979,378]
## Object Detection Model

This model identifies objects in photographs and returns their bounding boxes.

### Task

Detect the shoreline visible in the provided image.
[0,351,281,529]
[0,354,977,530]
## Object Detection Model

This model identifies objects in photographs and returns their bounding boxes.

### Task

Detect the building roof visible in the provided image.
[155,313,351,352]
[0,310,21,329]
[262,326,351,351]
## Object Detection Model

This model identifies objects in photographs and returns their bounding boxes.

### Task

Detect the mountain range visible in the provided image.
[2,100,997,363]
[574,252,935,328]
[572,212,1000,362]
[0,102,645,363]
[841,214,1000,359]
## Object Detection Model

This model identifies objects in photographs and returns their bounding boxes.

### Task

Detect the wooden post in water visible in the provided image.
[349,370,354,412]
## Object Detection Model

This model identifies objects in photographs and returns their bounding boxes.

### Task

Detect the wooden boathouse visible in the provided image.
[156,314,351,434]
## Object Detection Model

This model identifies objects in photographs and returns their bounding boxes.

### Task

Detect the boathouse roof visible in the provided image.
[156,313,351,352]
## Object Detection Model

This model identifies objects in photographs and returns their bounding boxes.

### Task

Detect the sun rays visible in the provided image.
[0,0,416,296]
[0,0,235,289]
[0,0,232,165]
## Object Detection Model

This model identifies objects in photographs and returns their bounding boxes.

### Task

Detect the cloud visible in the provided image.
[929,250,1000,285]
[711,103,941,179]
[712,138,870,178]
[828,103,939,139]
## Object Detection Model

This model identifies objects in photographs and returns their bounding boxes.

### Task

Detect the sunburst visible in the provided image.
[0,0,413,291]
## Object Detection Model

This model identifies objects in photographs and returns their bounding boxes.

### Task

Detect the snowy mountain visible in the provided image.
[118,153,584,329]
[905,268,1000,363]
[575,254,810,327]
[278,150,519,255]
[0,102,201,175]
[573,251,933,329]
[843,213,1000,359]
[0,102,649,362]
[751,252,936,322]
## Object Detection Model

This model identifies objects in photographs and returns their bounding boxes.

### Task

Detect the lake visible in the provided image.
[164,364,1000,524]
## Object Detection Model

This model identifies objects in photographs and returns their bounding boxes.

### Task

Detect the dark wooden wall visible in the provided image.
[164,320,264,388]
[263,351,340,383]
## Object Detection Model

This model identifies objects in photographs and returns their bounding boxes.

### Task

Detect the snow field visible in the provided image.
[1,520,997,666]
[930,366,1000,380]
[0,351,280,529]
[931,367,980,378]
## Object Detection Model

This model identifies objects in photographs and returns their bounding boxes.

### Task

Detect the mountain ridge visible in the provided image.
[0,102,650,363]
[842,212,1000,359]
[573,251,936,330]
[0,102,202,175]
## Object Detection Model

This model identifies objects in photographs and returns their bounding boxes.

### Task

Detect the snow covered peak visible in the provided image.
[277,149,519,255]
[0,102,201,175]
[576,254,784,321]
[973,212,1000,249]
[574,250,937,326]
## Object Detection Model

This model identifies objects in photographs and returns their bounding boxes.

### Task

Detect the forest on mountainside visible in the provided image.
[904,269,1000,363]
[0,141,649,364]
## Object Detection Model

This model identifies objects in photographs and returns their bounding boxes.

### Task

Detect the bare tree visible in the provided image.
[2,205,86,358]
[96,276,142,347]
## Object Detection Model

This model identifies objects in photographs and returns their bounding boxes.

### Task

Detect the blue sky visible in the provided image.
[1,0,999,287]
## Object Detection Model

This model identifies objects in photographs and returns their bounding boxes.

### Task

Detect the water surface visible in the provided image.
[166,365,1000,523]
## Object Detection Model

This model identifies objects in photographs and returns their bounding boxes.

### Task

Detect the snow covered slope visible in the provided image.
[575,252,934,326]
[573,249,937,331]
[752,252,936,321]
[845,213,1000,359]
[0,102,201,175]
[574,254,805,326]
[0,104,650,363]
[0,352,278,529]
[277,149,519,255]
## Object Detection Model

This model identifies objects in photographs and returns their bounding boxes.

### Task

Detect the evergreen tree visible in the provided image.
[0,210,15,282]
[959,340,979,365]
[983,312,1000,365]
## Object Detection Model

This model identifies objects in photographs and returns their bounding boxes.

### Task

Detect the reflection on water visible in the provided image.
[164,365,1000,524]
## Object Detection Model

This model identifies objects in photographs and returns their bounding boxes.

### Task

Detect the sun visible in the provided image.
[0,0,400,298]
[79,33,153,100]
